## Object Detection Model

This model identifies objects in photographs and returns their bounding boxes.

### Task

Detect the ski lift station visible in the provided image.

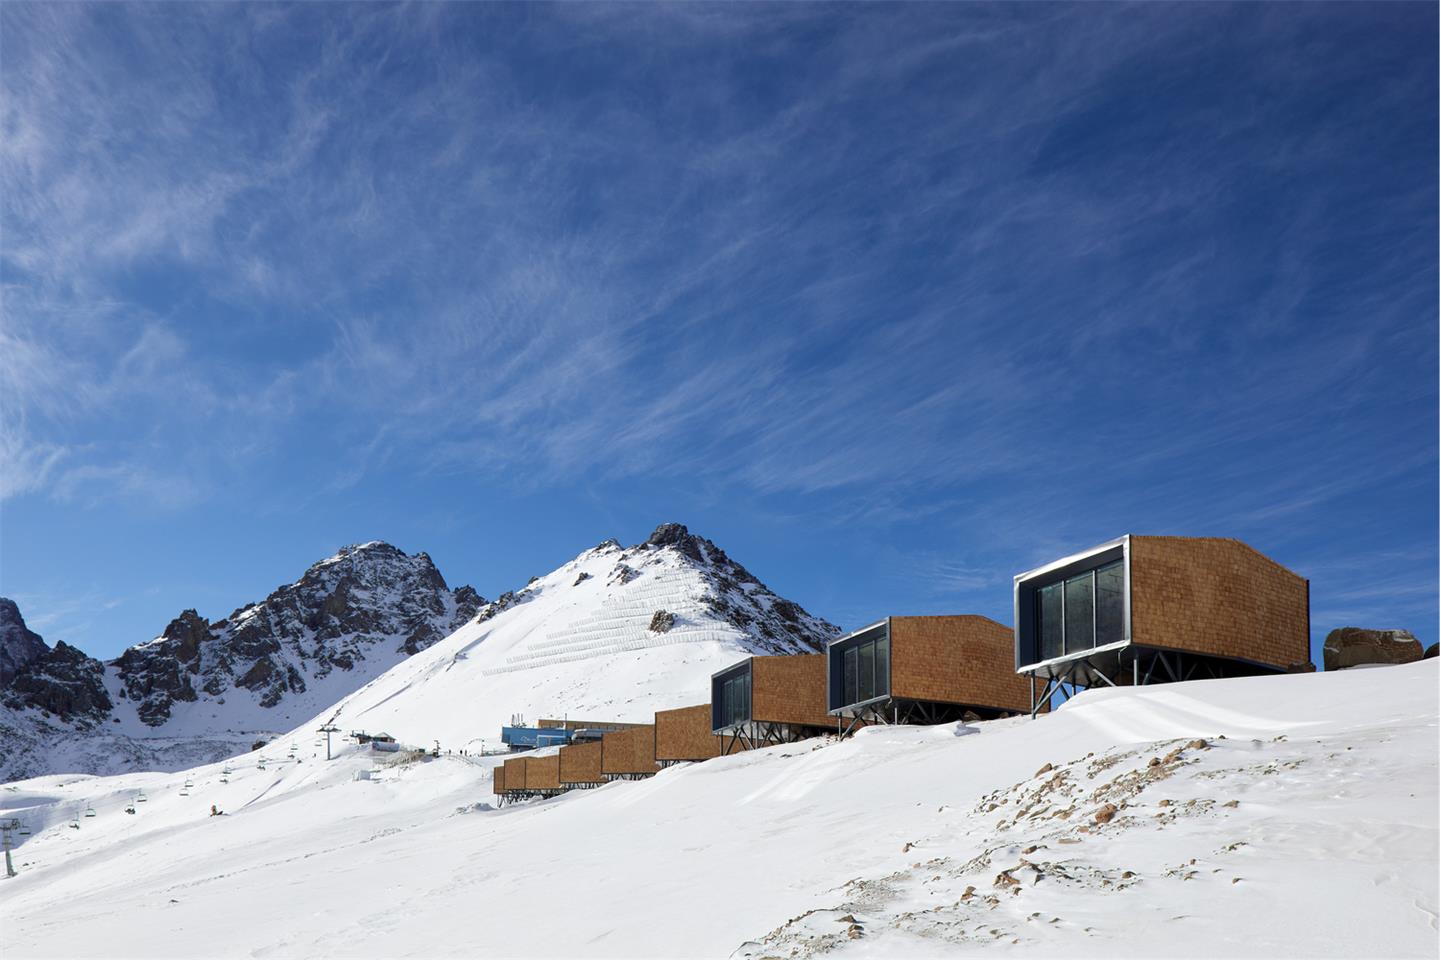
[501,718,645,751]
[1014,535,1311,714]
[826,615,1034,734]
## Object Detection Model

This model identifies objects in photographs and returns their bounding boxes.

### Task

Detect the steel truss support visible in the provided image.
[1026,646,1277,717]
[834,698,1010,739]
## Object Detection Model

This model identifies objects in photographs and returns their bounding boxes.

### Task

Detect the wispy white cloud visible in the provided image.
[0,0,1432,553]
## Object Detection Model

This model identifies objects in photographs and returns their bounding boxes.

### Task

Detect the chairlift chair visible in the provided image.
[124,805,136,815]
[136,790,147,803]
[18,824,30,836]
[84,805,96,818]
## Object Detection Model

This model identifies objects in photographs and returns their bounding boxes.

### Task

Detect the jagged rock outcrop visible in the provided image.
[2,639,112,727]
[0,598,49,687]
[1322,627,1422,671]
[649,610,676,633]
[624,523,838,653]
[110,542,485,726]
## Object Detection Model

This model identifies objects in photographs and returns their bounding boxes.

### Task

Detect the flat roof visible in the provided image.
[1013,535,1128,584]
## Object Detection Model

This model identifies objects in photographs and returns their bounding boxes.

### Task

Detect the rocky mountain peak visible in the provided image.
[0,600,112,728]
[111,541,484,727]
[624,523,839,654]
[0,597,49,687]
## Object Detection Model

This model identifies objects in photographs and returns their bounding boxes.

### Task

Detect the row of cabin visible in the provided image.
[495,535,1312,802]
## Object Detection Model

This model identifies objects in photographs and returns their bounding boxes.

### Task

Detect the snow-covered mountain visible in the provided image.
[0,542,483,781]
[1,659,1433,958]
[299,522,840,751]
[0,524,838,780]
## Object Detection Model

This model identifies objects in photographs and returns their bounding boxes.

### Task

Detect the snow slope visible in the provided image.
[291,534,835,752]
[2,661,1434,958]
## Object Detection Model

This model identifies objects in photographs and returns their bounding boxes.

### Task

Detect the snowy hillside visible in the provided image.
[1,525,835,781]
[1,661,1434,958]
[301,523,838,750]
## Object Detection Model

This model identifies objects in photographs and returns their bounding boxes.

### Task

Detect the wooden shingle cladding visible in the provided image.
[888,616,1031,713]
[522,754,562,791]
[600,725,661,777]
[559,741,604,785]
[492,763,507,796]
[654,704,725,762]
[502,756,527,793]
[1014,535,1311,678]
[751,654,833,728]
[1127,537,1309,670]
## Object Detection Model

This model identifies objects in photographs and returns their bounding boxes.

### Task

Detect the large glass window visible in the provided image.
[718,670,751,728]
[1064,572,1095,651]
[1034,560,1125,661]
[857,643,874,703]
[832,626,891,710]
[843,648,858,707]
[1039,582,1064,660]
[1095,561,1124,647]
[874,633,889,700]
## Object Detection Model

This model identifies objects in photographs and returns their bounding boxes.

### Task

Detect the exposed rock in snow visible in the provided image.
[1322,627,1422,670]
[2,640,112,725]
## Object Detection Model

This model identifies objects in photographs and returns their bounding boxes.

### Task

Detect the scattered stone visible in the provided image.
[902,842,915,853]
[960,886,976,902]
[1035,763,1053,777]
[572,572,591,586]
[1158,799,1172,807]
[1187,739,1208,750]
[1232,877,1242,884]
[1093,803,1119,824]
[1148,757,1162,768]
[1322,627,1422,670]
[1222,800,1239,808]
[1121,871,1135,879]
[648,610,676,633]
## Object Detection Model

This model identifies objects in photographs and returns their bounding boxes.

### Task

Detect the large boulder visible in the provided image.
[1322,628,1423,671]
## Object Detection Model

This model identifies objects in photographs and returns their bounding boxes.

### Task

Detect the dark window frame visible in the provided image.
[827,621,892,713]
[1016,543,1128,669]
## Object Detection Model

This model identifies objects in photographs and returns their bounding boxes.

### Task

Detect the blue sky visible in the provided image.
[2,3,1435,661]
